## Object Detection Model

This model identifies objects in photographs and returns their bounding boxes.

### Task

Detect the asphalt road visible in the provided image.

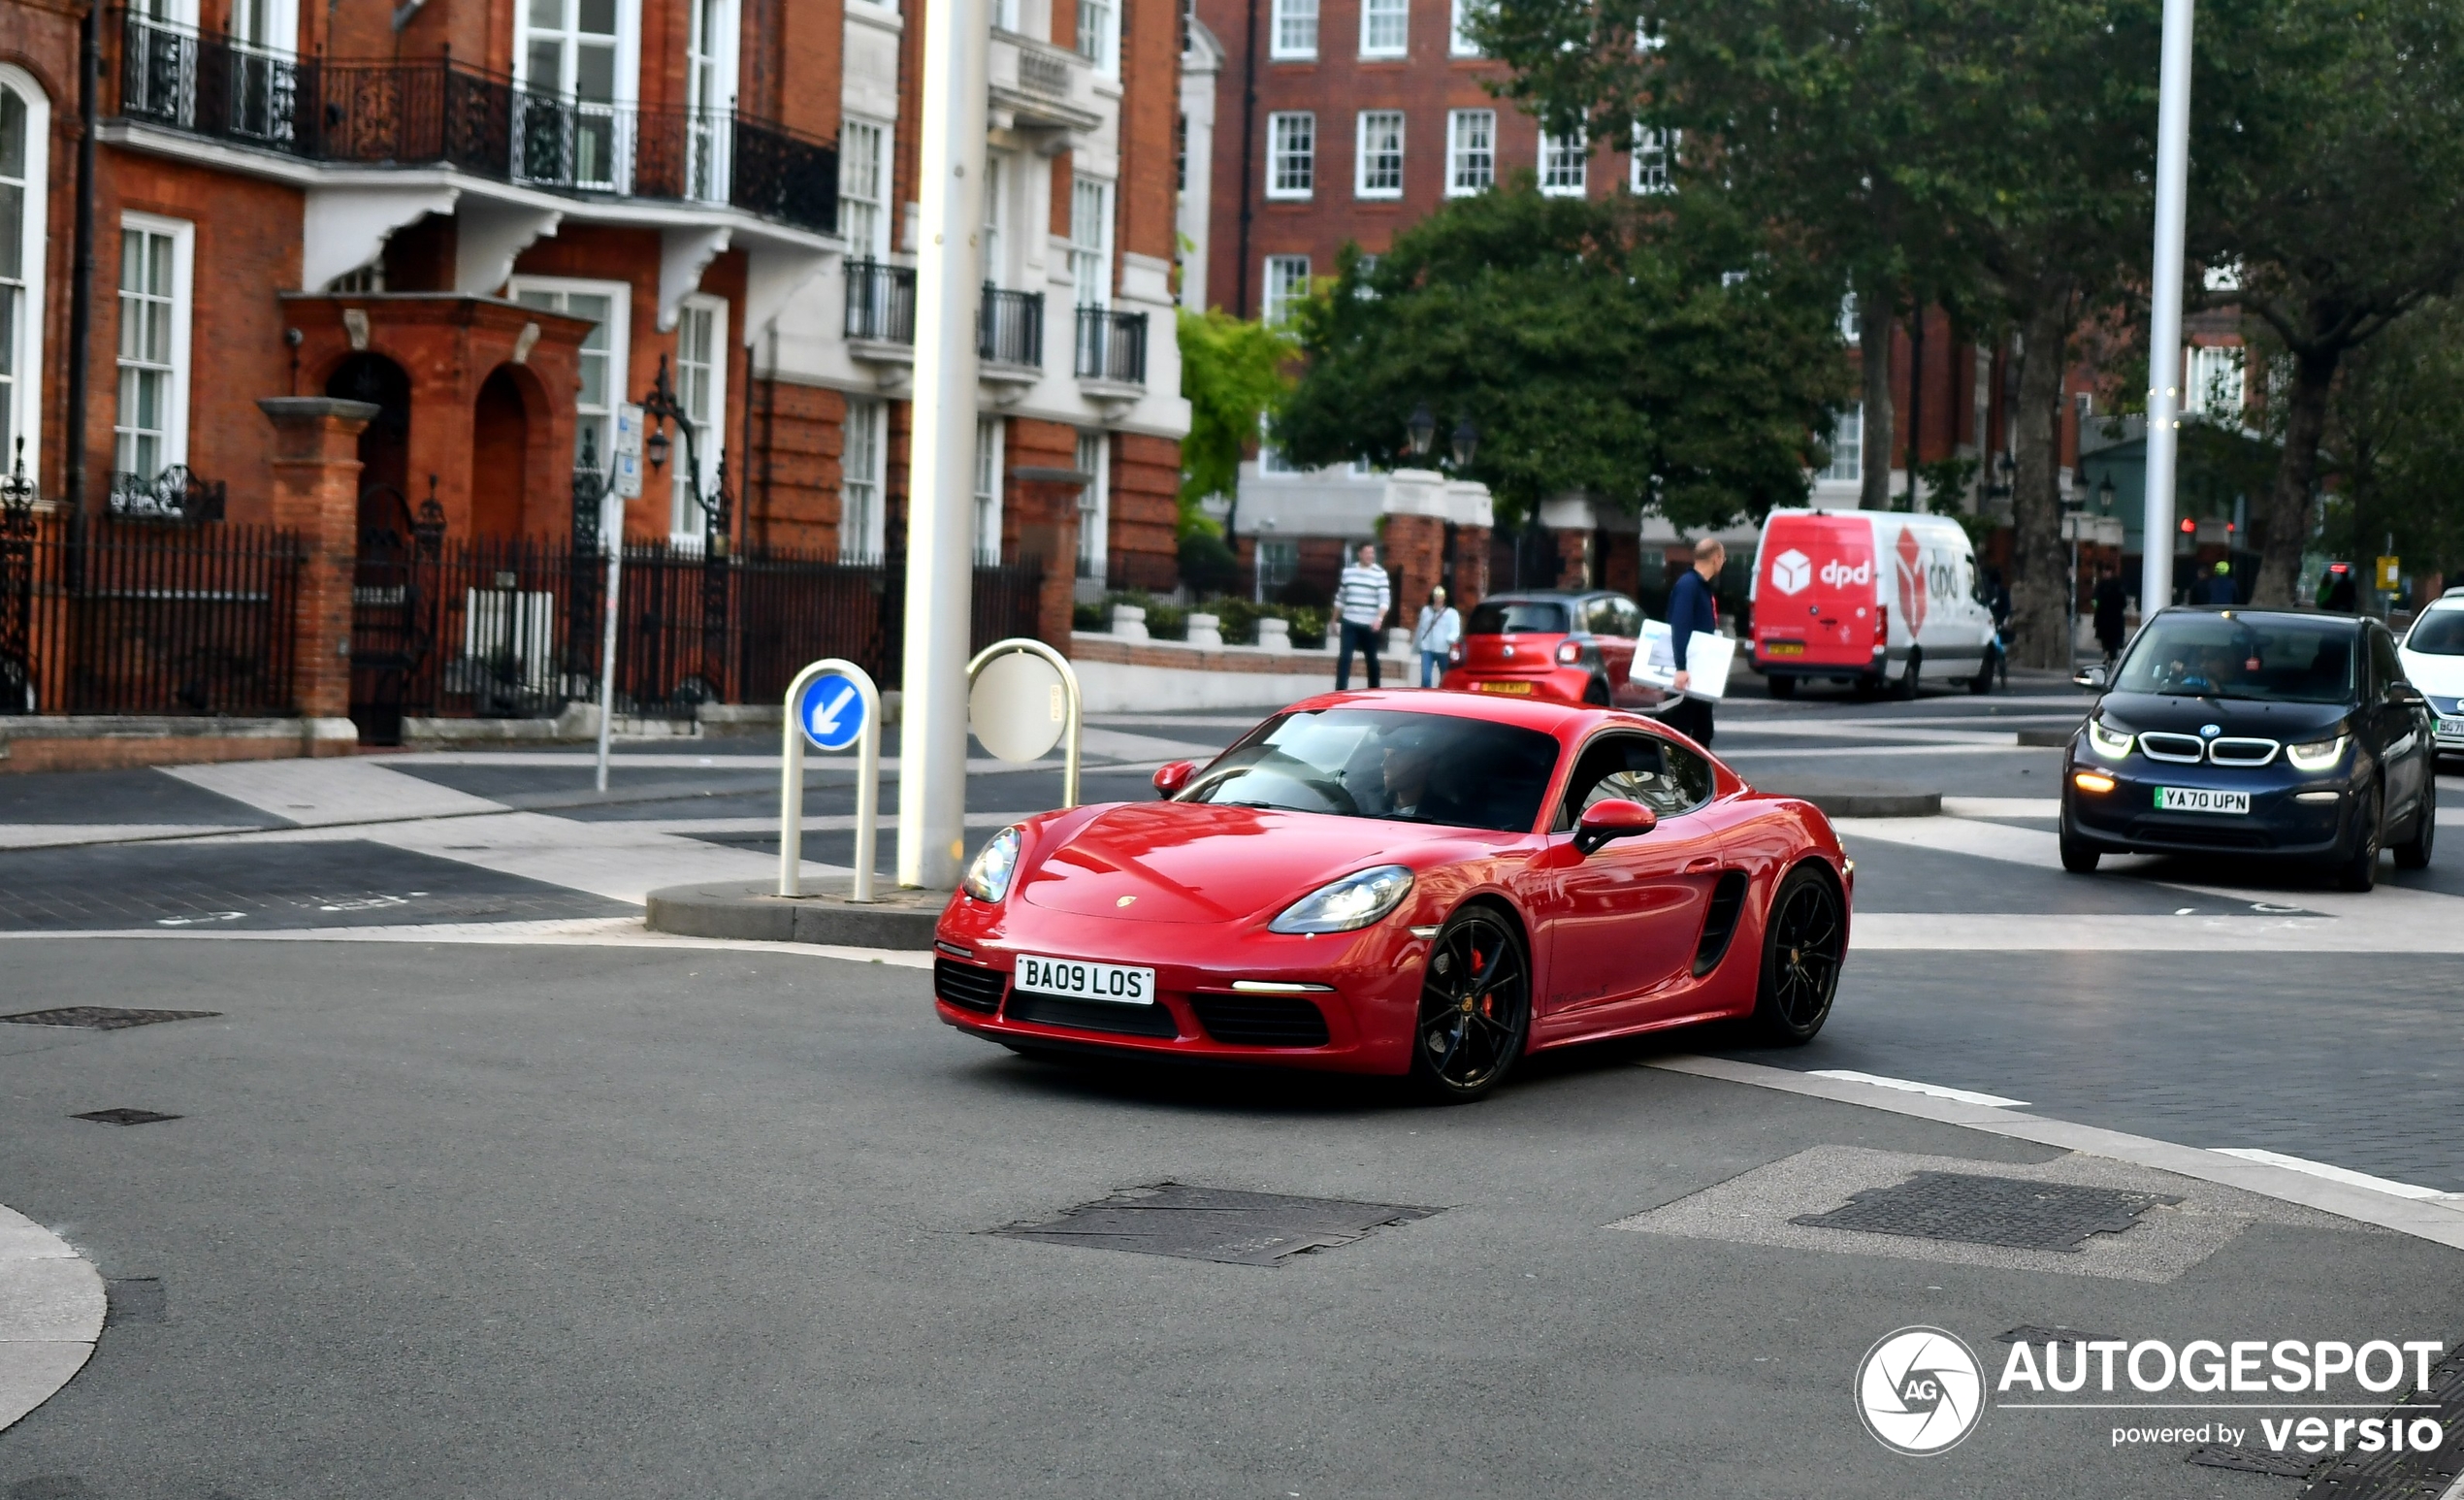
[3,939,2459,1500]
[4,672,2463,1495]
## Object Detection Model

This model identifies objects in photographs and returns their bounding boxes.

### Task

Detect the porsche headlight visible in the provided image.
[2286,734,2349,771]
[1268,864,1414,935]
[961,826,1022,903]
[2087,718,2135,760]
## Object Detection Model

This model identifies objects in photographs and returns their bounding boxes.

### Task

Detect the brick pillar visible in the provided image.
[1009,474,1084,649]
[259,397,377,736]
[1452,525,1491,615]
[1555,527,1594,590]
[1383,512,1446,634]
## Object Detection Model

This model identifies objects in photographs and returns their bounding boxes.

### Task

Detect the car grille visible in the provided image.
[1005,991,1181,1038]
[2138,732,2207,763]
[935,958,1007,1013]
[2134,732,2281,766]
[1188,995,1332,1048]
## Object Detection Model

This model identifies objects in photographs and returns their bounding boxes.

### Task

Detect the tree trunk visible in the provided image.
[2249,346,2339,607]
[2007,289,2075,669]
[1858,281,1896,511]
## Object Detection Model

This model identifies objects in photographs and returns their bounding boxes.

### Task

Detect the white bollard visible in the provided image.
[1184,612,1223,648]
[1110,603,1149,641]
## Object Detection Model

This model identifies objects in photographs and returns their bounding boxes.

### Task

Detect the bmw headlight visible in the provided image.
[2087,718,2135,760]
[2286,734,2349,771]
[961,826,1023,903]
[1268,864,1414,935]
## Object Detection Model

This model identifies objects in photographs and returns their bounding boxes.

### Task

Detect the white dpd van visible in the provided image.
[1747,508,1999,698]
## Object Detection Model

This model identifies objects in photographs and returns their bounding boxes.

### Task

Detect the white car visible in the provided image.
[2398,590,2464,759]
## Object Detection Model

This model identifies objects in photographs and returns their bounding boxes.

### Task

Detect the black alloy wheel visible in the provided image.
[1749,865,1845,1045]
[2333,781,2383,893]
[1410,908,1532,1102]
[2394,789,2436,870]
[1584,675,1611,705]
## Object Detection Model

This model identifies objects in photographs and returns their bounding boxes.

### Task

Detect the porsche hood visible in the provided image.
[1016,802,1475,925]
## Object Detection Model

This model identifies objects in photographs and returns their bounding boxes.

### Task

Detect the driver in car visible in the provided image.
[1377,736,1438,819]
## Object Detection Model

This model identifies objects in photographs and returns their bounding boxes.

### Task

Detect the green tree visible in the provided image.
[2189,0,2464,605]
[1275,182,1850,531]
[1473,0,2165,668]
[2317,300,2464,586]
[1176,308,1296,537]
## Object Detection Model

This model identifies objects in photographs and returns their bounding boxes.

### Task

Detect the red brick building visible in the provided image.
[0,0,1186,582]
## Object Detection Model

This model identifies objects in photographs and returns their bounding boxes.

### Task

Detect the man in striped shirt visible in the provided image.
[1335,542,1391,690]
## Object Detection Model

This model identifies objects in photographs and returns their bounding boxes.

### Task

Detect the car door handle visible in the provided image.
[1684,857,1721,874]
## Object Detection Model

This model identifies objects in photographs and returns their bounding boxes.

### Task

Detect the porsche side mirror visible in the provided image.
[2073,664,2109,690]
[1573,799,1658,856]
[1152,760,1197,799]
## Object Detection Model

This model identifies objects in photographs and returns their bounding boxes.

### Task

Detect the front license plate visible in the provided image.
[1475,680,1535,695]
[1763,641,1805,657]
[2155,786,2250,815]
[2439,716,2464,738]
[1016,954,1156,1005]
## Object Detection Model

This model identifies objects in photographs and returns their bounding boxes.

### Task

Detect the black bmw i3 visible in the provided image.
[2060,607,2438,891]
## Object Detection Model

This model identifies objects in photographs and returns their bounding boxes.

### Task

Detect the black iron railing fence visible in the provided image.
[1074,306,1149,385]
[113,11,838,235]
[0,511,303,717]
[844,260,917,343]
[980,286,1046,368]
[347,533,1044,742]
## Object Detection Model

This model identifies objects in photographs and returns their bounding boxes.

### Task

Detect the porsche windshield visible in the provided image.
[1179,708,1562,832]
[2114,614,2357,704]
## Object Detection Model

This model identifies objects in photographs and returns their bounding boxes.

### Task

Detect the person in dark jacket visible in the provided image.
[2192,560,2236,606]
[2092,567,2129,668]
[1665,538,1724,745]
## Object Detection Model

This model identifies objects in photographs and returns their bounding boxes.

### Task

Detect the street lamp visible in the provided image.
[2097,473,2117,515]
[1450,419,1479,471]
[1407,402,1436,459]
[637,354,728,551]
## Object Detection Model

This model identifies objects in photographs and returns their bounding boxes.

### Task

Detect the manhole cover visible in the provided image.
[992,1183,1443,1266]
[1790,1172,2180,1252]
[74,1108,181,1126]
[4,1007,221,1029]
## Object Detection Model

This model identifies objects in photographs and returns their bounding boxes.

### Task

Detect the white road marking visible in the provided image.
[1805,1069,2028,1107]
[2207,1148,2458,1203]
[1720,742,2045,759]
[1649,1055,2464,1251]
[0,824,256,850]
[167,758,503,825]
[1938,797,2060,819]
[1833,814,2061,864]
[1075,728,1224,762]
[0,918,938,966]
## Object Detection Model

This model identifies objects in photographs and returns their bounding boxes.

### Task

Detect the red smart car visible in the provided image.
[932,691,1850,1101]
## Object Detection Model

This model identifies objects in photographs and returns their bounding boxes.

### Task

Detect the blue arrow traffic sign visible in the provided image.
[796,671,867,752]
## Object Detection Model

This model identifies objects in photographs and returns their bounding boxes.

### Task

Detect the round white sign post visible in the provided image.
[778,658,883,901]
[966,638,1082,808]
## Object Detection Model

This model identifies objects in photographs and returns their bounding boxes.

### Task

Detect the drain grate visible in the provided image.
[992,1183,1443,1266]
[4,1007,220,1030]
[1790,1172,2180,1252]
[2304,1342,2464,1499]
[74,1109,180,1126]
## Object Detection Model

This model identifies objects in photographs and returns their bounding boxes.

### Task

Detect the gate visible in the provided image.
[347,485,440,746]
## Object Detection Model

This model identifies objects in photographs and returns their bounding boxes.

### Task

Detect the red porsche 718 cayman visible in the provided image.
[931,690,1850,1100]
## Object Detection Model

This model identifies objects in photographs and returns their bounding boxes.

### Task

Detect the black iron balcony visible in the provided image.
[1074,307,1148,386]
[845,260,917,344]
[112,11,838,236]
[979,286,1045,369]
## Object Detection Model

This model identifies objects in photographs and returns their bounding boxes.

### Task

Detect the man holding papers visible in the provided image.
[1663,538,1726,746]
